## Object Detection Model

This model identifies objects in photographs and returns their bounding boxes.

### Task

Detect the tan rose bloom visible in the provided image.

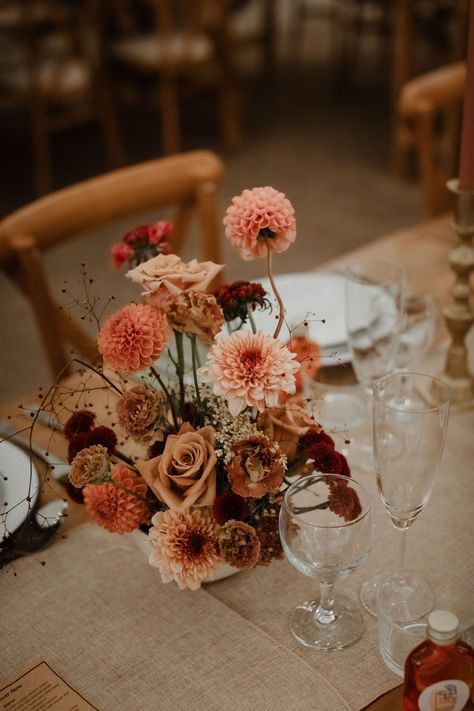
[136,423,216,511]
[257,404,317,460]
[167,291,224,344]
[126,253,224,309]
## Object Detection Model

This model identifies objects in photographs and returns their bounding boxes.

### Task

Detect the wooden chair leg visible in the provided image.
[9,234,71,376]
[196,179,223,284]
[159,77,181,155]
[96,83,125,169]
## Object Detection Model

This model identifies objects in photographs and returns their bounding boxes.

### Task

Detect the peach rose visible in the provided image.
[136,423,216,511]
[257,404,317,460]
[126,253,224,309]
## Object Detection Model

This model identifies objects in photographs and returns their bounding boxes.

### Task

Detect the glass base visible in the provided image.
[361,569,435,619]
[289,594,364,651]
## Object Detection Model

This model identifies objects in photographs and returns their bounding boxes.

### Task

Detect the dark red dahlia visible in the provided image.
[212,490,248,526]
[64,410,96,441]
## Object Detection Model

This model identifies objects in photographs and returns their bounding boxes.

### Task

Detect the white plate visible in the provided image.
[252,272,351,361]
[0,440,40,537]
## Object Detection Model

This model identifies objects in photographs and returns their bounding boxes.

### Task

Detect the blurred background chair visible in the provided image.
[0,150,225,376]
[396,61,466,218]
[106,0,242,156]
[0,0,123,197]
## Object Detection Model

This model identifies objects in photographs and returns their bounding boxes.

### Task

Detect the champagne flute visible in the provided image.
[344,258,406,470]
[279,473,373,651]
[360,372,450,617]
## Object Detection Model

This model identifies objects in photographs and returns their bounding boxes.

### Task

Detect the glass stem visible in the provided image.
[314,581,337,625]
[397,527,407,571]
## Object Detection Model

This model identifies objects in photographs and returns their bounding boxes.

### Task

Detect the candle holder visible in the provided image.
[433,179,474,404]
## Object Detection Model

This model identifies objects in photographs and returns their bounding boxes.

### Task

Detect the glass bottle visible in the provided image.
[403,610,474,711]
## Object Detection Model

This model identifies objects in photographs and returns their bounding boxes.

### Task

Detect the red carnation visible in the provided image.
[298,427,335,453]
[64,410,96,441]
[212,281,269,323]
[212,490,248,526]
[309,442,343,474]
[67,432,91,463]
[87,426,117,454]
[328,480,362,522]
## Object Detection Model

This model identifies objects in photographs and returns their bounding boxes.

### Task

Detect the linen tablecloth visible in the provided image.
[1,396,473,711]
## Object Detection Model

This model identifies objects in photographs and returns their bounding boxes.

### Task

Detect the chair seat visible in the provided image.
[111,33,214,71]
[0,56,91,101]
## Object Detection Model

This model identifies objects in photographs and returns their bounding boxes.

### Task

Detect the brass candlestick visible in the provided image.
[433,179,474,403]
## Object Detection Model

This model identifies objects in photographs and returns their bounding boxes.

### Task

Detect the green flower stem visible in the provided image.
[174,330,186,419]
[265,239,285,339]
[109,479,149,507]
[189,335,203,415]
[113,449,135,467]
[247,305,257,334]
[150,366,179,430]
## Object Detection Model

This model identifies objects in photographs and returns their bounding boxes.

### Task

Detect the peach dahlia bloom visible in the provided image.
[148,508,220,590]
[97,303,168,373]
[199,330,300,416]
[83,463,149,534]
[224,186,296,261]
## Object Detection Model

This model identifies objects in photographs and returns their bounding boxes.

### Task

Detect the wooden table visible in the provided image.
[2,213,472,711]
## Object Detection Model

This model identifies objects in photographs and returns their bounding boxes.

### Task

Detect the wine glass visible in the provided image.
[394,291,437,372]
[360,372,450,617]
[279,472,373,651]
[344,259,406,469]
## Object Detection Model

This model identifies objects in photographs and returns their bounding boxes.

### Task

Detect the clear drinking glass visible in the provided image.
[344,259,406,469]
[360,372,451,617]
[279,473,373,651]
[394,291,437,371]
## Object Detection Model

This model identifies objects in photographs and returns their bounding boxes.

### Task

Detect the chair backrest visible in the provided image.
[0,150,225,377]
[397,61,466,218]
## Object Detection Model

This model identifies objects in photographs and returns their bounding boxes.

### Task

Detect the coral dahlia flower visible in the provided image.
[224,186,296,261]
[83,463,149,534]
[199,330,300,416]
[97,303,168,373]
[148,508,220,590]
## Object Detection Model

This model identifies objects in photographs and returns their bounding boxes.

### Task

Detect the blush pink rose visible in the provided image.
[126,253,224,309]
[136,423,217,511]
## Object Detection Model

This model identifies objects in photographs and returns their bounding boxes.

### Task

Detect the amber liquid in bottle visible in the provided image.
[403,611,474,711]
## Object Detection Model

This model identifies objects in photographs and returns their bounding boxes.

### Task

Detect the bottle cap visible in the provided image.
[427,610,459,644]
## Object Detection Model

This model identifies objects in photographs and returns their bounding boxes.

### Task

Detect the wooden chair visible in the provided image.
[106,0,241,156]
[396,61,466,218]
[0,150,225,376]
[0,0,123,196]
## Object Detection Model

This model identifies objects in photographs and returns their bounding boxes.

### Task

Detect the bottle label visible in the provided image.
[418,680,470,711]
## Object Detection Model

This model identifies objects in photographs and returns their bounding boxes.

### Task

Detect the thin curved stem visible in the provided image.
[174,330,186,419]
[189,335,203,416]
[247,305,257,334]
[265,239,285,339]
[150,366,179,430]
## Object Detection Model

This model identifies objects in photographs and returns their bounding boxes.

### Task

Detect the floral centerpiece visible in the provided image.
[62,187,355,590]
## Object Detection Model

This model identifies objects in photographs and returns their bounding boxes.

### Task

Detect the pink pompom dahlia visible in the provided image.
[83,463,149,534]
[224,186,296,261]
[199,330,300,416]
[97,303,168,373]
[148,508,220,590]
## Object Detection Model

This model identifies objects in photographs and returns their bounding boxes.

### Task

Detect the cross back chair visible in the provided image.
[397,61,466,217]
[0,0,123,196]
[108,0,241,155]
[0,150,225,377]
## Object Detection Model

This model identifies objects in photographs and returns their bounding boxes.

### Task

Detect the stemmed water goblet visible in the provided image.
[360,372,451,617]
[279,472,373,651]
[344,259,406,470]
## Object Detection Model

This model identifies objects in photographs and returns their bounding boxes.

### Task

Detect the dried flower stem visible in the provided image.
[150,366,178,430]
[74,358,123,395]
[174,330,186,419]
[189,335,203,415]
[265,239,285,339]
